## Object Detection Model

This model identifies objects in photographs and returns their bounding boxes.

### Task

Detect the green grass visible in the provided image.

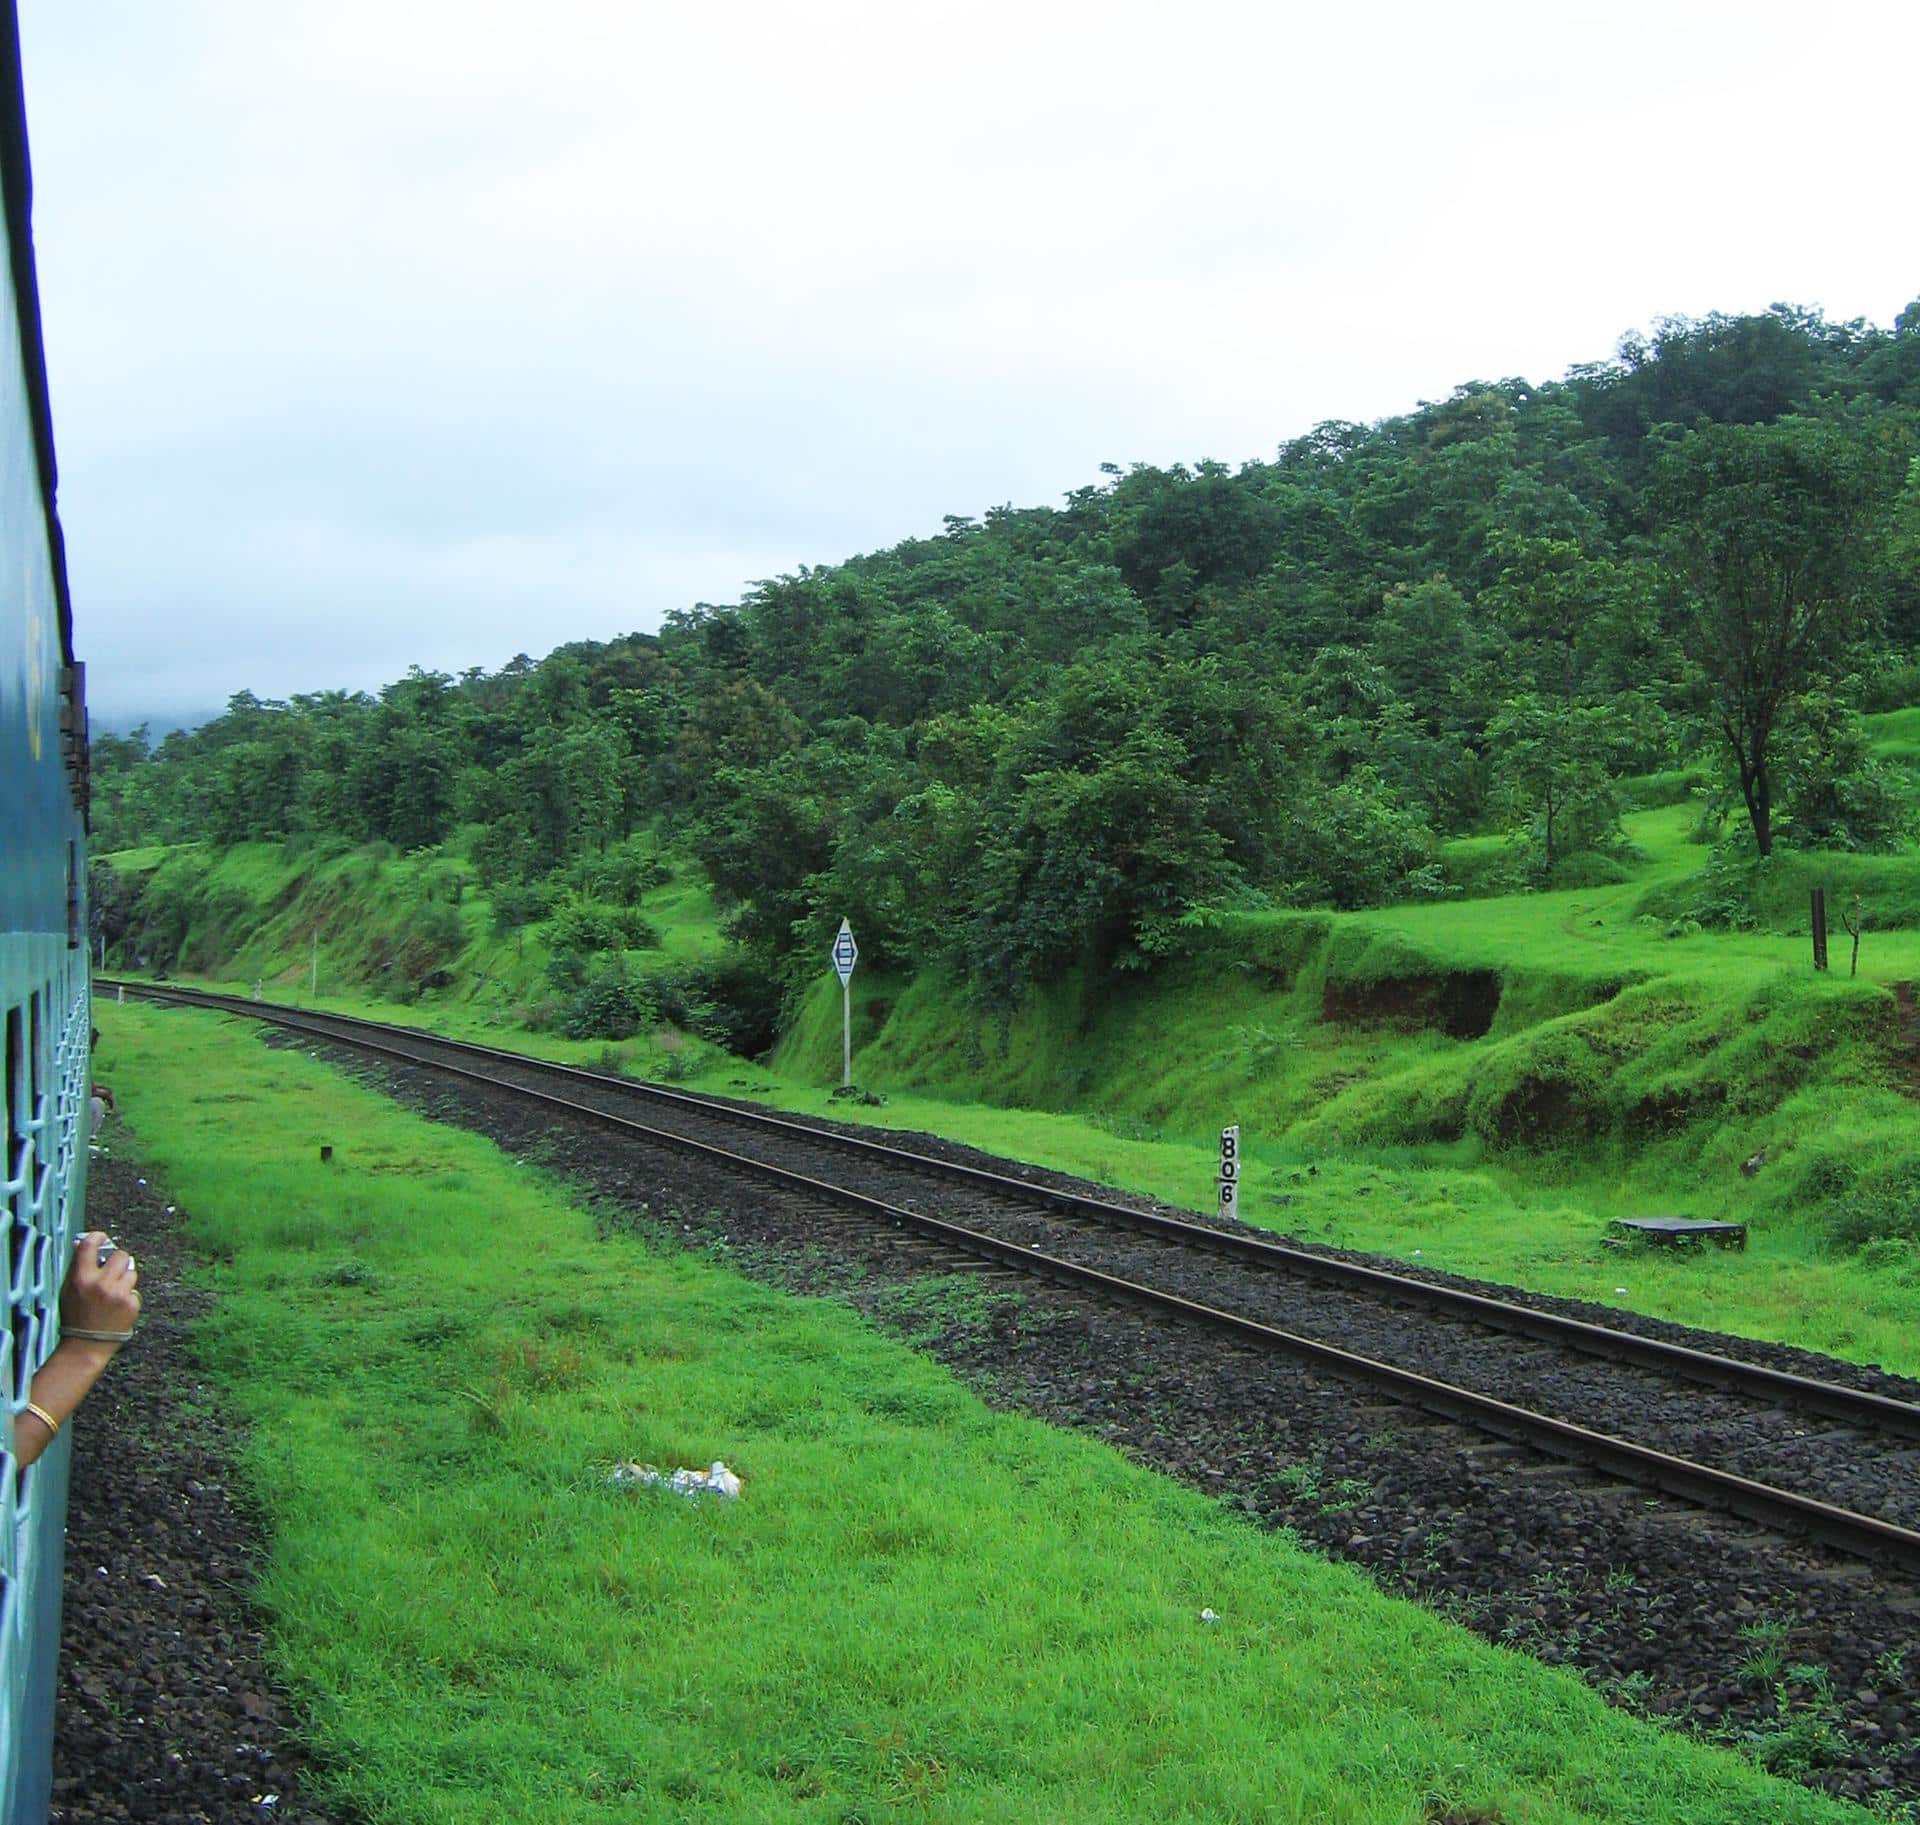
[95,1000,1865,1824]
[1865,706,1920,747]
[96,841,190,872]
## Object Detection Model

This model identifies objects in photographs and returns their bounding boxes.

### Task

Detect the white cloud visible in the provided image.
[19,0,1920,721]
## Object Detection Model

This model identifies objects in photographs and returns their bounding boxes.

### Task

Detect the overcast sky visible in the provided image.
[18,2,1920,728]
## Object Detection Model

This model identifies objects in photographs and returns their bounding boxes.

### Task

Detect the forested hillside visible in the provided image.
[94,303,1920,1022]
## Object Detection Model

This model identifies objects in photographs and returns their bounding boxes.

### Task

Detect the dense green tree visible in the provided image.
[86,725,155,852]
[1770,691,1911,852]
[961,653,1306,998]
[1661,417,1891,856]
[1277,766,1441,909]
[1485,695,1621,875]
[1109,463,1286,619]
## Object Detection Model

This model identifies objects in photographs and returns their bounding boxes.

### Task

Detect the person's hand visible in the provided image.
[12,1233,144,1470]
[61,1231,141,1347]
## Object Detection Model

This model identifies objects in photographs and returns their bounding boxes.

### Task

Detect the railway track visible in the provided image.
[107,978,1920,1574]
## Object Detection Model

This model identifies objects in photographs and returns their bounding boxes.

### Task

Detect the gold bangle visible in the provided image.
[62,1327,135,1344]
[22,1402,60,1437]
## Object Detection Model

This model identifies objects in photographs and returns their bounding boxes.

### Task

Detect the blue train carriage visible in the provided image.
[0,2,90,1818]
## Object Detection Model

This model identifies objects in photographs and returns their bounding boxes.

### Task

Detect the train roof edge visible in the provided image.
[0,0,77,683]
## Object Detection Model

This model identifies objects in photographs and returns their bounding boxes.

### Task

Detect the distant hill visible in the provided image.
[90,706,219,740]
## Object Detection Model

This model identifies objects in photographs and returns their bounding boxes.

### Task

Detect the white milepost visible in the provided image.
[1217,1123,1240,1222]
[831,918,859,1088]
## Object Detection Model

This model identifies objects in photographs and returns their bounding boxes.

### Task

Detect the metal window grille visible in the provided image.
[0,955,88,1817]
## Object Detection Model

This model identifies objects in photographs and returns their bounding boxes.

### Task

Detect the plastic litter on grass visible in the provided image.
[607,1459,743,1499]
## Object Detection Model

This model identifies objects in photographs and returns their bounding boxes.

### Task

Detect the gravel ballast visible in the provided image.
[49,1143,346,1825]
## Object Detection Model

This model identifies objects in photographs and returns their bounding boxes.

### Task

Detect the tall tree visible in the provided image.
[1661,417,1887,856]
[1485,694,1620,875]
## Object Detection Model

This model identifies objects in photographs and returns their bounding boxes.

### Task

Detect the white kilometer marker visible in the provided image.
[1217,1124,1240,1223]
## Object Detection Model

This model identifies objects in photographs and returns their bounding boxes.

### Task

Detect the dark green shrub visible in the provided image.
[1852,1236,1920,1283]
[1781,1145,1862,1210]
[1641,845,1920,934]
[1278,769,1440,910]
[1687,798,1732,845]
[611,907,660,948]
[545,897,657,992]
[490,880,557,935]
[1857,657,1920,714]
[1616,769,1707,811]
[1774,698,1913,852]
[1633,844,1764,931]
[561,957,658,1041]
[519,994,563,1033]
[469,822,521,888]
[651,956,784,1056]
[417,862,468,905]
[561,839,672,903]
[1546,850,1634,890]
[1826,1160,1920,1250]
[548,896,623,956]
[1439,844,1526,901]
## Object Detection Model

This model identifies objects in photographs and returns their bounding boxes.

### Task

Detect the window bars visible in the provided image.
[0,954,88,1814]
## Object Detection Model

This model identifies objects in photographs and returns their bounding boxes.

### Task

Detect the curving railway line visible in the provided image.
[105,978,1920,1577]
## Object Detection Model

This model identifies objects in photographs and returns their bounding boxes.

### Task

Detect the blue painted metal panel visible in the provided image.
[0,177,70,927]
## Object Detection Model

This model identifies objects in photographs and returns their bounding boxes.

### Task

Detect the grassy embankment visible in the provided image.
[98,830,733,1067]
[769,799,1920,1376]
[94,713,1920,1378]
[95,999,1866,1824]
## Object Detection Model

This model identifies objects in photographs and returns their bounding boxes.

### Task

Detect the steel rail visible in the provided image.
[109,978,1920,1573]
[104,978,1920,1446]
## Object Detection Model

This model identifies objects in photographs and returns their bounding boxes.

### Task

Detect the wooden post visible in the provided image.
[1844,895,1864,978]
[1810,888,1828,972]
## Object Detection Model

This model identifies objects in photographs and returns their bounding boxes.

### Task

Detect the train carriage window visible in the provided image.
[2,993,28,1591]
[3,992,51,1406]
[0,1502,12,1644]
[2,1005,21,1189]
[3,1004,26,1310]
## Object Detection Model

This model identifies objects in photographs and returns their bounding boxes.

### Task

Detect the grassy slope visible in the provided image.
[95,1001,1862,1825]
[101,835,732,1068]
[99,716,1920,1376]
[769,790,1920,1375]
